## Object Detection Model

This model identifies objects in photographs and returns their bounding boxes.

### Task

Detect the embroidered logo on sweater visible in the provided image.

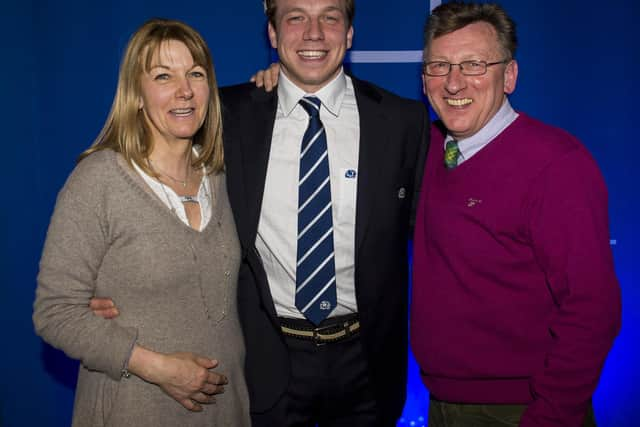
[467,198,482,207]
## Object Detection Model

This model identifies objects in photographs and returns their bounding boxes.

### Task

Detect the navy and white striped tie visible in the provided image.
[295,96,337,325]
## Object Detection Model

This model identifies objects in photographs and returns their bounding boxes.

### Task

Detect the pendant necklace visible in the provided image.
[154,166,213,219]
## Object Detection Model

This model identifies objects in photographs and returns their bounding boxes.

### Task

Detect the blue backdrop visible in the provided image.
[2,0,637,426]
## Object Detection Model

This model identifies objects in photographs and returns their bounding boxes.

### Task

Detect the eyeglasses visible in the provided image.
[423,60,509,76]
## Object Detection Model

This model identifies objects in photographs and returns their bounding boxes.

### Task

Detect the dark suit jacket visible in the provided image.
[220,76,429,425]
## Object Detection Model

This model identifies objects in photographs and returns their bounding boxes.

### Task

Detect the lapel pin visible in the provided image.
[345,169,357,178]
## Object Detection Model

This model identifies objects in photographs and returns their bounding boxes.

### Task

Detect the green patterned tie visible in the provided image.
[444,140,460,169]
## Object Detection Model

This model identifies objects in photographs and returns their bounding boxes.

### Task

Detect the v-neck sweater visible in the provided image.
[34,149,249,427]
[411,114,621,426]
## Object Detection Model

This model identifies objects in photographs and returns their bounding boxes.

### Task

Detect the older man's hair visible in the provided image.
[263,0,355,28]
[424,2,517,61]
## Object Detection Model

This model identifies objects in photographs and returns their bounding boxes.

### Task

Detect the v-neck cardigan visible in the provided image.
[34,149,250,427]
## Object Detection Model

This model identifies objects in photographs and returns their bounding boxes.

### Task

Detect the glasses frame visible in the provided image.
[423,59,509,77]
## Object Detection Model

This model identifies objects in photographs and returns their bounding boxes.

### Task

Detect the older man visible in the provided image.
[411,2,621,426]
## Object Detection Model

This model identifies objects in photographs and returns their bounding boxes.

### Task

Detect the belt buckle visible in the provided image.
[312,323,335,346]
[312,319,356,346]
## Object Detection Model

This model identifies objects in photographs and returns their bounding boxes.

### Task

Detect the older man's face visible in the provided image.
[423,21,517,140]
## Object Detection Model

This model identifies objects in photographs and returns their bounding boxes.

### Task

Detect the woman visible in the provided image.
[33,18,250,426]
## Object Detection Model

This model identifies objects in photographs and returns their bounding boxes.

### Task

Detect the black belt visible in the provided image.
[279,313,360,346]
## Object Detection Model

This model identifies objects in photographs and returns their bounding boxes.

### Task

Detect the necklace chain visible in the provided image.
[144,156,217,230]
[145,165,225,323]
[148,158,191,188]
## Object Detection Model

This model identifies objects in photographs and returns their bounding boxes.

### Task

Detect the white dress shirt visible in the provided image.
[446,99,519,165]
[256,69,360,319]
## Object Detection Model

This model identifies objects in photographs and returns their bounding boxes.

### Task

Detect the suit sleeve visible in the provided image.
[520,148,621,426]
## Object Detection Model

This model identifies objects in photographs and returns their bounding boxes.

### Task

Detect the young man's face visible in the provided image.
[268,0,353,93]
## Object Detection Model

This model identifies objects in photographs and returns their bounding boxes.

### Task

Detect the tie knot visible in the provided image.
[299,96,321,118]
[444,139,460,169]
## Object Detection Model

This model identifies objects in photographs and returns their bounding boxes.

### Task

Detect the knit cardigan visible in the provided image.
[34,150,250,427]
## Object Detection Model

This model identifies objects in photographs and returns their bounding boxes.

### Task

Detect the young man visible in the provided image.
[221,1,428,424]
[412,3,621,426]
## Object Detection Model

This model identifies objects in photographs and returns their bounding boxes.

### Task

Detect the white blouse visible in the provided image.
[133,160,212,231]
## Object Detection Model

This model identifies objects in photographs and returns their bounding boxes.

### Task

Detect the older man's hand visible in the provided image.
[89,297,119,319]
[250,63,280,92]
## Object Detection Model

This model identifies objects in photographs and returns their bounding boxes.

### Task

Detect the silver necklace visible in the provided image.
[157,179,180,216]
[155,169,214,225]
[148,158,191,188]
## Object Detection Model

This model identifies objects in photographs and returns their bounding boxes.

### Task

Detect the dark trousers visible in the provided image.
[428,398,597,427]
[252,323,379,427]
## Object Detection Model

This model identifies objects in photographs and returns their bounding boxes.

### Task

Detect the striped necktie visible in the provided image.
[444,139,460,169]
[295,96,337,325]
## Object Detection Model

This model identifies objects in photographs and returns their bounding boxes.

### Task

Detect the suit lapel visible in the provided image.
[232,88,282,324]
[239,89,278,244]
[352,79,390,253]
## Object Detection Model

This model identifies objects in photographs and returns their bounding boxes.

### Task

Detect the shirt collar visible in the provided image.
[277,67,347,118]
[444,98,518,160]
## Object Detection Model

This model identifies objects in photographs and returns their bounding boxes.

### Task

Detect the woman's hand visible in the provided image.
[128,346,228,411]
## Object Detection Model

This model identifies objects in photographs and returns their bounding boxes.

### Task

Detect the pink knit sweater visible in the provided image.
[411,114,621,426]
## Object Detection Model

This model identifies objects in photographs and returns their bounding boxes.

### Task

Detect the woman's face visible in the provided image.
[139,40,209,147]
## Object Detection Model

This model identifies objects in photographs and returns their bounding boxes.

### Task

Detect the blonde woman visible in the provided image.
[33,18,249,427]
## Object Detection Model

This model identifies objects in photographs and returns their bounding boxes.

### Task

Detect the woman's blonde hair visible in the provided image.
[79,18,223,174]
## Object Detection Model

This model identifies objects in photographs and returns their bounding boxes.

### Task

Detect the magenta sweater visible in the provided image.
[411,114,621,426]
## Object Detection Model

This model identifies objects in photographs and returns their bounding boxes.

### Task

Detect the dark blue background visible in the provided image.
[2,0,637,426]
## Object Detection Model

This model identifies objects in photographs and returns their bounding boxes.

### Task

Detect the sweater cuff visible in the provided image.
[92,324,138,381]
